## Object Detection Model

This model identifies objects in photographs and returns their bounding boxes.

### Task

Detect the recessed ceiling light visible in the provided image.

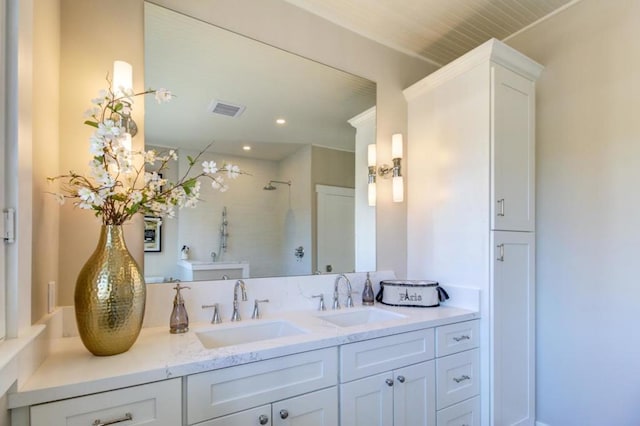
[242,145,251,151]
[276,118,286,125]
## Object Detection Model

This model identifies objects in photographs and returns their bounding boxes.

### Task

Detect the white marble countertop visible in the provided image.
[8,304,478,409]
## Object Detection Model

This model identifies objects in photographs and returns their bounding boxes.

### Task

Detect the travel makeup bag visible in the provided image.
[375,280,449,307]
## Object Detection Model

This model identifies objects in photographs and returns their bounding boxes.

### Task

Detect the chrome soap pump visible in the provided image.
[362,272,375,306]
[170,282,191,334]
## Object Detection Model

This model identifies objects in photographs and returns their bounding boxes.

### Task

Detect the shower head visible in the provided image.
[263,180,291,191]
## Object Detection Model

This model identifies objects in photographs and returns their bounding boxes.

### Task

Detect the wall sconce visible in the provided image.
[112,60,137,138]
[377,133,404,203]
[367,144,377,206]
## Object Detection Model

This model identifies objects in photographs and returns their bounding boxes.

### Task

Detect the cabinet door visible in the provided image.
[272,387,338,426]
[491,63,535,232]
[340,372,393,426]
[491,231,535,426]
[394,361,436,426]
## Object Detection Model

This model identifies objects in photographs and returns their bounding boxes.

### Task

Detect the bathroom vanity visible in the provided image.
[8,277,479,426]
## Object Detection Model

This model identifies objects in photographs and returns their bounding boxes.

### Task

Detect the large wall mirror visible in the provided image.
[143,3,376,282]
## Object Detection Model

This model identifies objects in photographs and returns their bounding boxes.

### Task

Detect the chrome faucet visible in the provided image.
[231,279,248,321]
[333,274,354,309]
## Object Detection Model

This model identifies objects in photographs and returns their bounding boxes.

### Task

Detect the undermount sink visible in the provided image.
[195,321,308,349]
[317,308,406,327]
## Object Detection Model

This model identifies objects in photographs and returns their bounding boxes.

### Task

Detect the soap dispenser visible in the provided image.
[170,282,191,334]
[362,272,375,306]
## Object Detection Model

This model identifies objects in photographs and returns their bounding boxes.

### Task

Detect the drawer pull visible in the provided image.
[453,335,470,342]
[259,414,269,425]
[496,244,505,261]
[280,409,289,419]
[453,374,471,384]
[385,378,394,387]
[396,375,405,383]
[92,413,132,426]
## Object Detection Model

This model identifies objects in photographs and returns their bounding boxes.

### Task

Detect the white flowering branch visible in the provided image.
[48,78,244,225]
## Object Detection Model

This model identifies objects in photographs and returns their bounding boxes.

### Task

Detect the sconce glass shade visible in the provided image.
[122,133,132,152]
[368,182,377,206]
[392,133,403,159]
[392,175,404,203]
[368,144,377,167]
[113,60,133,95]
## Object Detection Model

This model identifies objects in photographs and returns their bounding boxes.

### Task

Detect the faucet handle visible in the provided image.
[312,294,326,311]
[252,299,269,319]
[202,304,222,324]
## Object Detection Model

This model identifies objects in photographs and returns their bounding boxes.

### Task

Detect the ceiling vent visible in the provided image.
[208,99,246,118]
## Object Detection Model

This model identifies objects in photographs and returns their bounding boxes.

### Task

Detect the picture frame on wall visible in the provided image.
[144,216,162,252]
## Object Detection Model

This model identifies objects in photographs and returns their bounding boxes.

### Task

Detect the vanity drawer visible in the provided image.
[437,396,480,426]
[30,378,181,426]
[435,320,479,357]
[436,349,480,410]
[197,405,271,426]
[187,347,337,424]
[340,328,435,383]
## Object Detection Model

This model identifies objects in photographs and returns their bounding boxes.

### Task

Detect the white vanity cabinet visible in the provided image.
[187,347,337,425]
[340,360,436,426]
[28,378,181,426]
[339,329,437,426]
[405,38,542,426]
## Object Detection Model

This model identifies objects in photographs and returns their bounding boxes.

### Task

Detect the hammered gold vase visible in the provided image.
[75,225,146,356]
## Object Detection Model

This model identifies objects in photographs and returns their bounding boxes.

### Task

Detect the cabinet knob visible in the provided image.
[259,414,269,425]
[385,378,394,386]
[280,409,289,419]
[397,375,406,383]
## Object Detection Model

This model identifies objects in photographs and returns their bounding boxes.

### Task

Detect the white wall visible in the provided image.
[506,1,640,424]
[57,0,145,307]
[32,0,60,323]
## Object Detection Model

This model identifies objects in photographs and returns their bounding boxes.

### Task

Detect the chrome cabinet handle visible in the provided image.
[453,335,470,342]
[280,409,289,419]
[397,375,405,383]
[453,374,471,383]
[385,378,394,386]
[92,413,132,426]
[496,244,505,262]
[497,198,505,216]
[259,414,269,425]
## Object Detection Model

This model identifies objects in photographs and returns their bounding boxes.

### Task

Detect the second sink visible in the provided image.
[196,321,308,349]
[317,307,406,327]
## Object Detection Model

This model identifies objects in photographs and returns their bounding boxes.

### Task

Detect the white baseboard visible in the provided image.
[536,421,551,426]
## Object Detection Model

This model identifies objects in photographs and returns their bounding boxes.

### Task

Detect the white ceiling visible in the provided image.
[284,0,575,66]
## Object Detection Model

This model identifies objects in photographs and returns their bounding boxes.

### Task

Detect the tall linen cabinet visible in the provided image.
[404,39,542,426]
